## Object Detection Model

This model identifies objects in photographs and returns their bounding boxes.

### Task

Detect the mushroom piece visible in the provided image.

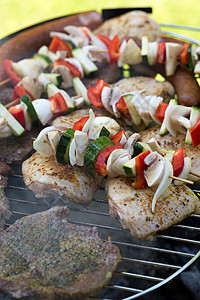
[47,130,61,155]
[74,131,89,167]
[22,76,43,99]
[82,45,110,63]
[144,152,165,187]
[147,138,166,156]
[124,133,140,155]
[63,26,89,47]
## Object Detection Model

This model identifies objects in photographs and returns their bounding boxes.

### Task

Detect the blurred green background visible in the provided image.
[0,0,200,40]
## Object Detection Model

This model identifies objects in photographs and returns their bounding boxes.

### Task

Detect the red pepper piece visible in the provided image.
[49,36,72,57]
[95,144,122,176]
[180,43,190,65]
[108,35,120,64]
[97,34,111,47]
[189,119,200,148]
[73,116,90,131]
[12,85,33,102]
[8,106,26,134]
[87,79,109,108]
[54,59,82,79]
[172,148,185,177]
[154,103,168,123]
[4,60,22,85]
[111,130,127,144]
[132,150,150,189]
[157,42,166,64]
[116,96,131,119]
[49,92,68,114]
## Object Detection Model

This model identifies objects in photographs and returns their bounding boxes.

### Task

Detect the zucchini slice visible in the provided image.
[56,128,75,164]
[84,136,114,177]
[72,48,98,75]
[99,126,110,137]
[0,104,25,136]
[123,157,136,177]
[20,94,39,125]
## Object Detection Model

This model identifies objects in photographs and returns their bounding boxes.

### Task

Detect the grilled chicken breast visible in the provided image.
[22,152,102,206]
[93,10,162,42]
[106,177,200,240]
[0,206,121,299]
[111,76,175,101]
[140,125,200,179]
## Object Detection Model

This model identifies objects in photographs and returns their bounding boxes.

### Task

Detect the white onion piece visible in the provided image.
[52,65,73,89]
[83,27,108,50]
[33,126,56,156]
[74,130,89,166]
[22,76,43,99]
[148,96,163,124]
[110,86,122,118]
[88,116,120,140]
[69,138,76,166]
[107,149,131,177]
[73,96,84,108]
[152,158,173,213]
[174,157,191,185]
[50,31,79,48]
[82,109,95,133]
[148,41,158,66]
[38,45,67,62]
[119,132,128,147]
[32,99,53,126]
[117,40,127,67]
[101,86,113,115]
[63,26,89,47]
[178,116,191,130]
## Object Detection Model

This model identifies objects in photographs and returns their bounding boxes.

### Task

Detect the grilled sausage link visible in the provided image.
[0,11,102,82]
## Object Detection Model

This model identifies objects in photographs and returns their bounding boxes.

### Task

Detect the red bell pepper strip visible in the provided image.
[73,116,90,131]
[180,43,190,65]
[172,148,185,177]
[108,35,121,64]
[4,60,22,85]
[154,103,168,123]
[8,106,26,134]
[95,144,122,176]
[97,34,111,47]
[132,150,150,189]
[116,96,131,119]
[157,42,166,64]
[79,26,91,38]
[49,36,72,57]
[87,79,109,108]
[49,92,68,114]
[54,59,82,79]
[12,85,33,102]
[189,119,200,148]
[111,130,127,144]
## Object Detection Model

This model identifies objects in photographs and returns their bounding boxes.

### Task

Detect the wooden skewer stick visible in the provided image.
[5,98,20,108]
[0,78,11,87]
[190,171,200,178]
[72,94,82,100]
[89,49,108,53]
[169,175,194,185]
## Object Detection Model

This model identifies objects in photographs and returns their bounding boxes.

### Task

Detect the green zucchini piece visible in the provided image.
[20,94,39,125]
[56,128,75,164]
[141,36,149,65]
[188,43,198,73]
[84,136,114,177]
[72,48,98,75]
[72,77,90,105]
[185,106,200,145]
[0,103,25,136]
[99,126,110,137]
[133,142,151,157]
[123,157,136,177]
[123,94,142,126]
[33,54,52,69]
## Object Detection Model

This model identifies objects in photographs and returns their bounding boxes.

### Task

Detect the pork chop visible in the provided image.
[0,206,121,299]
[22,152,103,206]
[140,125,200,179]
[93,10,162,42]
[0,175,11,231]
[106,177,200,240]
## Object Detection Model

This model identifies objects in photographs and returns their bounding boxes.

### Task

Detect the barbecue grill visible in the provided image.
[0,8,200,300]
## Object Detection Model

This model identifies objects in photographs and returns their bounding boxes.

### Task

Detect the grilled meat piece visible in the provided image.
[0,162,13,176]
[140,125,200,180]
[93,10,162,42]
[0,206,121,299]
[106,177,200,240]
[22,152,103,206]
[0,127,40,164]
[111,76,175,101]
[0,175,11,231]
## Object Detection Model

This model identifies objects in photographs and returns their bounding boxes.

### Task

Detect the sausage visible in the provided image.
[0,11,103,82]
[167,65,200,107]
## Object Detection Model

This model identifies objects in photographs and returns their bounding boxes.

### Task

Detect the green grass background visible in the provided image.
[0,0,200,40]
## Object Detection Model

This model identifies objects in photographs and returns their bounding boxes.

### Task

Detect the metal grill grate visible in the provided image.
[1,156,200,300]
